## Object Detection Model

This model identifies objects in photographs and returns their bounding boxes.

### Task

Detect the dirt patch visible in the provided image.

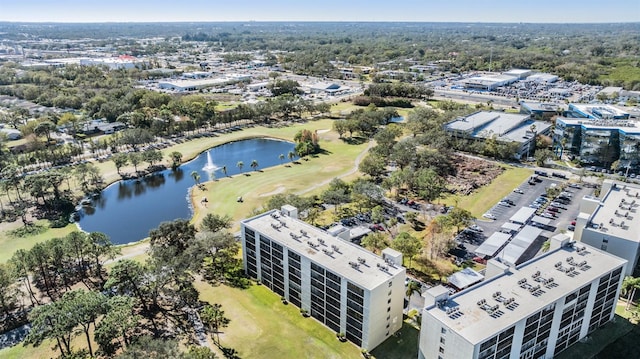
[259,185,286,197]
[446,155,504,195]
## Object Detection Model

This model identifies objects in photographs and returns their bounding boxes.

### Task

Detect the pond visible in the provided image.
[77,138,295,245]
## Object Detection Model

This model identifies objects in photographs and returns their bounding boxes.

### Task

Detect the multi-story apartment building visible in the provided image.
[575,180,640,275]
[241,205,406,351]
[419,235,626,359]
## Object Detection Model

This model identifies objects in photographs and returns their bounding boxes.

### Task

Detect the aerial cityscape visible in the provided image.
[0,1,639,358]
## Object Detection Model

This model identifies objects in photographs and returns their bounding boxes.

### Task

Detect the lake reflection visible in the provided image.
[78,138,295,245]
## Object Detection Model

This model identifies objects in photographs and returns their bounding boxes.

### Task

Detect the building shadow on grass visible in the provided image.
[370,322,419,359]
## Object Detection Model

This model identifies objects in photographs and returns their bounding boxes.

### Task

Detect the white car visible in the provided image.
[482,213,497,220]
[469,224,484,232]
[513,188,524,194]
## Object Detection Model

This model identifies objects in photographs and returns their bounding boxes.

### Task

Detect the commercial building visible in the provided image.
[158,74,251,92]
[553,104,638,167]
[458,74,519,91]
[419,236,626,359]
[444,111,551,159]
[519,102,565,120]
[574,180,640,275]
[241,206,406,350]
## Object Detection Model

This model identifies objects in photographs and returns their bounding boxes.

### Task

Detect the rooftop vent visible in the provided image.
[322,248,334,257]
[492,291,502,299]
[555,262,562,268]
[271,222,282,230]
[317,238,325,245]
[331,244,341,253]
[477,299,487,306]
[300,229,308,237]
[307,241,318,249]
[532,271,541,279]
[348,261,360,270]
[357,257,366,265]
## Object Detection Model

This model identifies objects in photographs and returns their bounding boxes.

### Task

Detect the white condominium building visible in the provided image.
[419,235,626,359]
[241,205,406,350]
[575,180,640,275]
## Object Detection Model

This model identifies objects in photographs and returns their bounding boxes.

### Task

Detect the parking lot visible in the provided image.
[453,175,595,263]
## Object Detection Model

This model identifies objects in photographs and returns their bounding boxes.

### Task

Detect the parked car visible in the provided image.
[473,256,487,264]
[547,206,559,212]
[540,212,555,219]
[483,213,497,220]
[469,224,483,232]
[513,188,524,194]
[502,199,515,205]
[568,225,576,231]
[552,172,567,179]
[534,170,549,177]
[568,183,582,189]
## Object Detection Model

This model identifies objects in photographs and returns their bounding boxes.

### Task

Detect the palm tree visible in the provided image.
[406,280,422,299]
[236,161,244,174]
[200,303,230,345]
[288,151,296,163]
[191,171,201,186]
[221,165,227,177]
[250,159,259,172]
[622,276,640,310]
[541,240,551,252]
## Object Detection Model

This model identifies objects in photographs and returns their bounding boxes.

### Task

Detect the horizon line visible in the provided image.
[1,20,639,25]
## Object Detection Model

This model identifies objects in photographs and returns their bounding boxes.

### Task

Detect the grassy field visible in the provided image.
[194,280,363,359]
[441,166,533,219]
[190,123,368,229]
[370,322,420,359]
[0,220,77,263]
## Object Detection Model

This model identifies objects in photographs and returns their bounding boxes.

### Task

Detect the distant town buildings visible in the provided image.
[419,236,626,359]
[241,205,406,351]
[574,180,640,275]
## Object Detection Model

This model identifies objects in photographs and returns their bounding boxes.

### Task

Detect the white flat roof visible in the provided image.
[475,232,512,257]
[510,207,537,224]
[530,216,552,225]
[427,242,626,345]
[243,209,405,290]
[588,181,640,241]
[448,268,484,290]
[495,225,543,265]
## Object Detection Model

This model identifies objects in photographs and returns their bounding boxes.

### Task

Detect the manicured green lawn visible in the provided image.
[194,280,363,359]
[191,123,368,229]
[556,314,636,359]
[370,322,420,359]
[0,220,77,263]
[441,166,533,219]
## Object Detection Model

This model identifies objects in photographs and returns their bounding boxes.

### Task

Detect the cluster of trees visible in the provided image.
[364,82,433,99]
[333,105,399,139]
[0,212,241,357]
[0,161,104,224]
[356,106,461,203]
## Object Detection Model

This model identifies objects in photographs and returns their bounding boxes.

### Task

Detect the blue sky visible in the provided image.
[1,0,638,23]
